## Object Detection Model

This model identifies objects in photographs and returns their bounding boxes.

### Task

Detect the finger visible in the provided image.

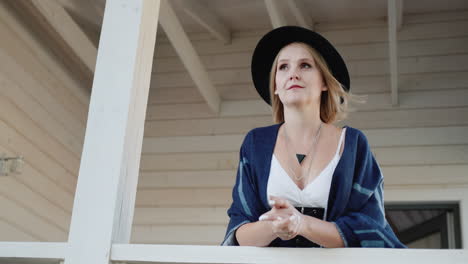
[271,216,285,228]
[267,197,277,207]
[276,230,294,241]
[258,214,274,221]
[272,222,294,240]
[268,196,289,209]
[272,222,288,237]
[259,212,288,221]
[277,217,299,233]
[260,211,290,220]
[277,233,291,240]
[274,216,290,230]
[289,214,299,224]
[258,215,268,221]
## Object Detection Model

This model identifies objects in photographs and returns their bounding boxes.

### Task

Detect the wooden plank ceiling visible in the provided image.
[58,0,468,36]
[54,0,468,108]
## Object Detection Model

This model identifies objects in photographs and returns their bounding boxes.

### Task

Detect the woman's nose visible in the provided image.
[289,69,300,80]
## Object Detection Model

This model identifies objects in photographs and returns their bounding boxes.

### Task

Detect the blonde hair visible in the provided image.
[269,42,362,124]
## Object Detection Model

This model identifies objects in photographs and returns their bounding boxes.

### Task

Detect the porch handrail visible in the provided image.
[1,242,468,264]
[0,242,66,264]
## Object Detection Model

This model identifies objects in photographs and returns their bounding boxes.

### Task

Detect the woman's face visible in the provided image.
[274,43,327,108]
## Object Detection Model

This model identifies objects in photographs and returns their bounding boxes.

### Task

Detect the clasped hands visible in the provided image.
[258,195,303,240]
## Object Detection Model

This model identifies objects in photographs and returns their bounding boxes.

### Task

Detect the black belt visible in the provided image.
[295,206,325,219]
[293,207,325,247]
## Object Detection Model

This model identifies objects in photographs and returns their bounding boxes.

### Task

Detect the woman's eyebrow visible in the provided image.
[278,57,313,63]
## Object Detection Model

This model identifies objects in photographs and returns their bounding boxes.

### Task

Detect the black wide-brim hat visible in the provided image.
[251,26,350,105]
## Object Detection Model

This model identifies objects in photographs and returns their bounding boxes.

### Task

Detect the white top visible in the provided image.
[267,128,347,218]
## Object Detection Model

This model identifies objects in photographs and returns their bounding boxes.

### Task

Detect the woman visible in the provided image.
[222,26,405,248]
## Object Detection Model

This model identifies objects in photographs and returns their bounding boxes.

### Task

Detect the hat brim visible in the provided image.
[251,26,350,105]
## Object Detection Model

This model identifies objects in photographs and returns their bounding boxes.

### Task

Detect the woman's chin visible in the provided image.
[282,99,308,108]
[281,95,318,109]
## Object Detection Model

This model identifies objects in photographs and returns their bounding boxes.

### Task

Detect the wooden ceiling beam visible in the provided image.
[159,0,221,114]
[180,0,231,44]
[56,0,105,46]
[264,0,288,28]
[14,0,97,73]
[7,0,97,91]
[57,0,103,30]
[287,0,314,30]
[0,1,90,105]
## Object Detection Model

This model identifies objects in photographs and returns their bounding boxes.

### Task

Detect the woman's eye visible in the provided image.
[301,63,312,69]
[278,64,288,70]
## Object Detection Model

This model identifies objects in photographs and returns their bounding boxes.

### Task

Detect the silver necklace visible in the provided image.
[282,122,323,183]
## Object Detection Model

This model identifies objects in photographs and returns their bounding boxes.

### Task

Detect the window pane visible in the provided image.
[385,203,461,249]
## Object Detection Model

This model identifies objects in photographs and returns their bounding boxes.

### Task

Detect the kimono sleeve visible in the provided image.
[221,131,263,246]
[333,132,406,248]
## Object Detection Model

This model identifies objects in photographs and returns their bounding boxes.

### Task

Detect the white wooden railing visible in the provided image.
[0,242,66,264]
[1,242,468,264]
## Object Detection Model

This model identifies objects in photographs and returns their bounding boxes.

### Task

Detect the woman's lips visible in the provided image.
[288,85,304,90]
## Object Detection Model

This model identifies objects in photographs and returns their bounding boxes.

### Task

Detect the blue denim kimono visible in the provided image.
[222,123,406,248]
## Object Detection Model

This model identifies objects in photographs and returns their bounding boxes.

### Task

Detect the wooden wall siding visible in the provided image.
[0,219,39,242]
[132,12,468,244]
[0,5,88,242]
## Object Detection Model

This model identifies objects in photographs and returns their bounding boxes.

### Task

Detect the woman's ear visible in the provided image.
[322,85,328,91]
[274,89,279,95]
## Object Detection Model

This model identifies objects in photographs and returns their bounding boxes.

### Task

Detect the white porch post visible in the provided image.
[65,0,160,263]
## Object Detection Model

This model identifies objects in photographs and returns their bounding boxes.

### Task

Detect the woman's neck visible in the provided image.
[282,104,323,143]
